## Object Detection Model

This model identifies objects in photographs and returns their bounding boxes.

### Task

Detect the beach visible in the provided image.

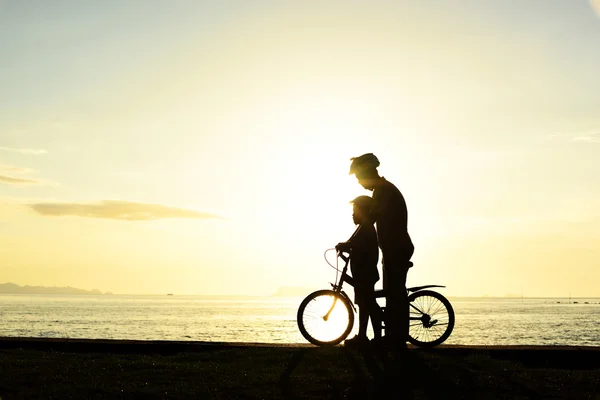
[1,338,599,399]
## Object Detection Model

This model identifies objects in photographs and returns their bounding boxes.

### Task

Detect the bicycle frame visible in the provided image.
[297,248,454,347]
[330,250,446,324]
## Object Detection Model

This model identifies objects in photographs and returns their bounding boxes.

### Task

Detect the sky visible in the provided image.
[1,0,599,297]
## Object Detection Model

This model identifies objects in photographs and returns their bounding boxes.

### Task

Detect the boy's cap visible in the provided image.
[350,195,373,210]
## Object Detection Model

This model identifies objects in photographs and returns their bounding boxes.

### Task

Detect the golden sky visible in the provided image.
[1,1,599,296]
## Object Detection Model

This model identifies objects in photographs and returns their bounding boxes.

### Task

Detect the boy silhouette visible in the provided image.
[336,195,382,347]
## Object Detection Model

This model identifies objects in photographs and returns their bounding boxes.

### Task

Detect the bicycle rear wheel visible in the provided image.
[297,290,355,346]
[407,290,454,348]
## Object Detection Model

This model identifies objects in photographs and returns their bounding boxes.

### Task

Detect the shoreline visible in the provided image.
[2,336,600,350]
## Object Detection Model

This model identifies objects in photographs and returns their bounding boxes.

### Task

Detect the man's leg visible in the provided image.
[383,260,409,350]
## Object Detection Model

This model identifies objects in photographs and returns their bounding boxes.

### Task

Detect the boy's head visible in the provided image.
[350,195,373,225]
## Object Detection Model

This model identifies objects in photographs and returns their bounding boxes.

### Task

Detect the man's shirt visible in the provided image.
[371,177,414,258]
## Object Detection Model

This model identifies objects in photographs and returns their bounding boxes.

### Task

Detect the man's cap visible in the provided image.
[349,153,380,175]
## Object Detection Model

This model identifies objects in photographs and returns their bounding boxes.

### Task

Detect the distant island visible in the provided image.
[0,283,113,295]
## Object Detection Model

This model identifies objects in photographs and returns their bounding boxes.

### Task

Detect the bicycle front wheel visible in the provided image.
[297,290,355,346]
[407,290,455,348]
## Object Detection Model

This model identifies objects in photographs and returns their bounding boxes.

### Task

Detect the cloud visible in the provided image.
[546,130,600,144]
[572,135,600,143]
[0,146,48,155]
[28,200,224,221]
[0,175,40,185]
[0,165,41,186]
[0,165,33,174]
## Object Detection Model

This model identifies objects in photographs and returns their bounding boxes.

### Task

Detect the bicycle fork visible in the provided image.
[323,297,338,322]
[323,288,355,322]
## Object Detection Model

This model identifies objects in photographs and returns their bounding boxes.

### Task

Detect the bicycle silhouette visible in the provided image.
[297,247,455,347]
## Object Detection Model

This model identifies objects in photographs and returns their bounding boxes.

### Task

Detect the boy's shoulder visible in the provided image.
[356,223,377,238]
[360,222,376,231]
[360,224,375,232]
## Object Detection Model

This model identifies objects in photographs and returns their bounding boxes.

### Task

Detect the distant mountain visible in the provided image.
[0,283,112,295]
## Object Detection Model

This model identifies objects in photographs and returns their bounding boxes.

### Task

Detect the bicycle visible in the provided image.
[297,247,455,348]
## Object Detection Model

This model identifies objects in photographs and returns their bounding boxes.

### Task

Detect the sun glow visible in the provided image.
[226,89,401,239]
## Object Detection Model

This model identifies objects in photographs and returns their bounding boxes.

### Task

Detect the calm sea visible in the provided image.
[1,294,599,346]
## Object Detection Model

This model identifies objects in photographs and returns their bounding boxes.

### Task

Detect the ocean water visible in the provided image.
[0,294,599,346]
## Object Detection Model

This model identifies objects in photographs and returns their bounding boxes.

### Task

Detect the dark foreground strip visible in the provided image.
[1,337,599,369]
[417,344,600,369]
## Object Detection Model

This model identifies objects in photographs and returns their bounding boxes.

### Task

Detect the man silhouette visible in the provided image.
[348,153,414,355]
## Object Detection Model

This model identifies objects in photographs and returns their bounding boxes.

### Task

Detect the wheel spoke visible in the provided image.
[407,291,454,347]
